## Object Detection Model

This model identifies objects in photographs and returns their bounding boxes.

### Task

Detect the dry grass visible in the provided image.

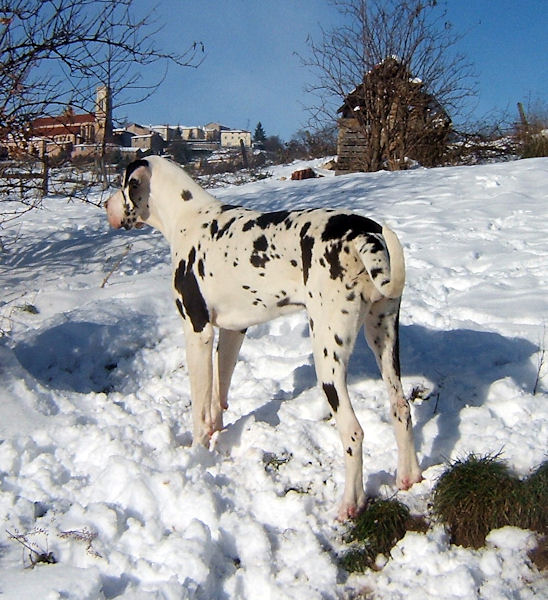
[432,454,547,549]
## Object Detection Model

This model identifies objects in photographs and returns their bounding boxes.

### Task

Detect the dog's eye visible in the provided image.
[129,178,140,188]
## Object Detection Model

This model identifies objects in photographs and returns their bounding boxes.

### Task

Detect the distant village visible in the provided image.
[1,86,253,163]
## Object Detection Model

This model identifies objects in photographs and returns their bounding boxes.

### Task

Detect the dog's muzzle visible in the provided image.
[105,191,125,229]
[106,189,144,230]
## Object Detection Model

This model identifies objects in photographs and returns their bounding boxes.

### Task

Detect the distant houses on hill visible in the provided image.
[116,122,252,156]
[1,86,252,161]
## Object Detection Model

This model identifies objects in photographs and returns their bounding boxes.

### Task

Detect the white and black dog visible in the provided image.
[106,155,422,518]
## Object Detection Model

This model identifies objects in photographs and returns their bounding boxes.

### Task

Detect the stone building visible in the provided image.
[25,86,113,157]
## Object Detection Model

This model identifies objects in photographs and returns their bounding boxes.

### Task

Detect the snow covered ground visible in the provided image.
[0,157,547,599]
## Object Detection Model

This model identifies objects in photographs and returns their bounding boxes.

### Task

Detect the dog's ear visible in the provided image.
[124,158,150,186]
[125,161,151,205]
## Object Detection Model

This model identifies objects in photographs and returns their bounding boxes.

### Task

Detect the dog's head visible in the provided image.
[106,159,151,230]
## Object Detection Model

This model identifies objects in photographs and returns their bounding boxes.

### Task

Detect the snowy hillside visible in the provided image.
[0,158,547,599]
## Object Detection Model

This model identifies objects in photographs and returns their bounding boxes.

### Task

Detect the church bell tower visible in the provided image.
[95,85,112,143]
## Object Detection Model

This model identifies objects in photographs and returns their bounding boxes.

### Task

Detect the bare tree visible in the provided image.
[302,0,476,171]
[0,0,203,221]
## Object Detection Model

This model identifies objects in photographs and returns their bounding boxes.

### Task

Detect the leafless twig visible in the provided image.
[6,529,57,568]
[101,242,133,288]
[533,324,546,395]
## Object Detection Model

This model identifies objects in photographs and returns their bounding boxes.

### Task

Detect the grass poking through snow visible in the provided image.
[341,455,547,573]
[340,499,414,572]
[432,454,547,549]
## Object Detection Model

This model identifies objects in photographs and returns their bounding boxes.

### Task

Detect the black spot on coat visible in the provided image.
[392,309,401,378]
[256,210,291,229]
[299,223,314,284]
[363,234,386,254]
[253,235,268,252]
[322,383,339,412]
[250,234,270,268]
[276,297,304,309]
[324,243,344,280]
[174,253,209,333]
[216,217,236,239]
[321,214,381,242]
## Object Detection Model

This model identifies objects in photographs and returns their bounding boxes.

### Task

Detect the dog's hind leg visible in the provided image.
[212,328,246,432]
[184,324,215,447]
[364,298,422,489]
[309,304,367,520]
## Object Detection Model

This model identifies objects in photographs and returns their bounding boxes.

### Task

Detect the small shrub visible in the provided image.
[520,133,548,159]
[340,499,410,571]
[515,99,548,158]
[433,454,548,548]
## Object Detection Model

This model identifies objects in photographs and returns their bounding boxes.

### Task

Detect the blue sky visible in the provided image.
[126,0,547,140]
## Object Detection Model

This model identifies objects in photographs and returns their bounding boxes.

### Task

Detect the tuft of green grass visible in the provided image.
[433,454,548,549]
[341,456,547,572]
[522,462,548,533]
[340,499,410,572]
[17,303,40,314]
[432,454,520,548]
[263,451,292,473]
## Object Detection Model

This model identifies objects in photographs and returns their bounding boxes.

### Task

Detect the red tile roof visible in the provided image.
[32,113,96,137]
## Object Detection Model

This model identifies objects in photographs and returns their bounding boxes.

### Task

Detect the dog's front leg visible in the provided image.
[211,328,246,433]
[184,323,215,446]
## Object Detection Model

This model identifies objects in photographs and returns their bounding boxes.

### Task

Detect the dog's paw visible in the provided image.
[207,415,224,437]
[337,496,367,521]
[396,472,423,491]
[192,431,210,448]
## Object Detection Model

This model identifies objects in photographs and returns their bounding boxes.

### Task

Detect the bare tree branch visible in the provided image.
[300,0,476,171]
[1,0,204,224]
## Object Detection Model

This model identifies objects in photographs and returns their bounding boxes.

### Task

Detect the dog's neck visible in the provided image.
[145,162,219,243]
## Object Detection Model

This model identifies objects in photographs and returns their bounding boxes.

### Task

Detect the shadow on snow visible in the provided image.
[14,314,539,476]
[14,317,157,394]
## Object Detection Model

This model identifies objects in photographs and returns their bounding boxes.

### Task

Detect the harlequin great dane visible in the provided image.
[106,155,422,519]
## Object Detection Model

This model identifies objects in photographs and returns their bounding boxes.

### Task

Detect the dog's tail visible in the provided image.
[354,225,405,299]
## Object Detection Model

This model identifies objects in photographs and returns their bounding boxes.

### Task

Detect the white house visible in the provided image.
[220,129,252,148]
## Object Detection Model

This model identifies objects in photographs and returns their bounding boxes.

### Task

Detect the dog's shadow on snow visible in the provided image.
[15,314,539,472]
[217,324,539,469]
[348,324,539,468]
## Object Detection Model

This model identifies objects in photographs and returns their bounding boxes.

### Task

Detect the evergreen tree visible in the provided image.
[254,122,266,143]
